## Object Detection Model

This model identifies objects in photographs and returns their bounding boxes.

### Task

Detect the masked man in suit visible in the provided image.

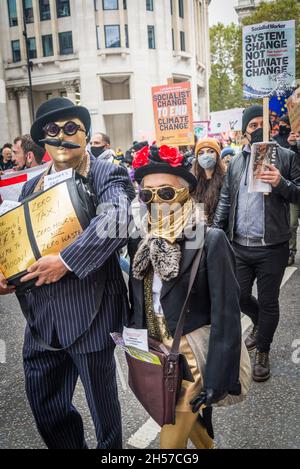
[0,98,135,449]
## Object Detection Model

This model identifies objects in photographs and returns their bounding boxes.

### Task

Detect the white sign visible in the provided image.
[243,20,296,99]
[210,108,244,133]
[123,327,149,352]
[0,200,21,216]
[44,168,73,191]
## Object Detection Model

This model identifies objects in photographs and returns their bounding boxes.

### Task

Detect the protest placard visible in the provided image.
[287,87,300,134]
[210,108,244,133]
[243,20,295,99]
[152,82,194,146]
[0,179,84,283]
[248,142,277,193]
[194,121,209,140]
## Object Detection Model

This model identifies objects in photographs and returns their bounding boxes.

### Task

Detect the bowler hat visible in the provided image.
[31,97,91,145]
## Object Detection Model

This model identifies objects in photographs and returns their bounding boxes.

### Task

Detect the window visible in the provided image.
[60,91,67,97]
[123,0,127,9]
[146,0,153,11]
[56,0,70,18]
[39,0,51,21]
[170,0,173,15]
[7,0,18,27]
[24,0,34,23]
[178,0,184,18]
[148,25,155,49]
[59,31,73,54]
[172,29,174,50]
[180,31,185,51]
[102,0,118,9]
[125,24,129,48]
[11,40,20,62]
[105,25,120,48]
[102,77,130,100]
[94,0,99,10]
[42,34,53,56]
[27,37,37,59]
[96,25,101,49]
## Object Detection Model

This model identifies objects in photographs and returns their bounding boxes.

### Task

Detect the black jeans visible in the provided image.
[233,242,289,352]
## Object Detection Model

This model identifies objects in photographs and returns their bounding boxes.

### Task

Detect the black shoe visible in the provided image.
[252,351,270,382]
[288,251,295,266]
[245,325,258,352]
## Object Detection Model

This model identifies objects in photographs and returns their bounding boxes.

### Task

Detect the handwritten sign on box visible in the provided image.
[287,87,300,134]
[0,180,85,283]
[0,205,36,279]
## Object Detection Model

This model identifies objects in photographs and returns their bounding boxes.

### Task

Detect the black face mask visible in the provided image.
[91,145,106,158]
[248,127,264,145]
[279,125,290,136]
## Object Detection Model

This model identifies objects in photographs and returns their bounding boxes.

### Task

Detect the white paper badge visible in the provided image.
[123,327,149,352]
[44,168,73,191]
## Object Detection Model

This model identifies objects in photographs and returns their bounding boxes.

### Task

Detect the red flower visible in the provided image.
[159,145,183,167]
[132,146,150,169]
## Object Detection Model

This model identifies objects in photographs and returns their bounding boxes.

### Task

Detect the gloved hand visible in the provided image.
[190,389,228,413]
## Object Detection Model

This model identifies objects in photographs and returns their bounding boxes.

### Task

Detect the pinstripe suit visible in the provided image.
[18,157,135,449]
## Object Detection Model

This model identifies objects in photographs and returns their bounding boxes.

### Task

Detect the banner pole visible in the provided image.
[263,96,270,196]
[263,96,269,142]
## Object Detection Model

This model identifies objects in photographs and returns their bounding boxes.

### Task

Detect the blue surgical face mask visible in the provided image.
[198,153,217,170]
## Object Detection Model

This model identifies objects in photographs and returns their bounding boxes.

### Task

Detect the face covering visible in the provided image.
[91,146,106,158]
[198,153,217,170]
[279,125,290,136]
[248,127,264,145]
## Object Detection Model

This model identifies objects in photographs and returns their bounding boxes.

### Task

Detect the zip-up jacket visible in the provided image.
[213,145,300,245]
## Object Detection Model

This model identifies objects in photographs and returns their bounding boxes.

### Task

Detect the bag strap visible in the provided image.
[168,226,208,361]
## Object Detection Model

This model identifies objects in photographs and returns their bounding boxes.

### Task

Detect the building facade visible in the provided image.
[0,0,211,150]
[235,0,300,22]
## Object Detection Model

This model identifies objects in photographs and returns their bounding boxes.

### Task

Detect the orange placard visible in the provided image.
[287,87,300,134]
[152,82,194,146]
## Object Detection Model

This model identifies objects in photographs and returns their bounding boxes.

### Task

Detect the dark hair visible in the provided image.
[19,134,45,164]
[99,133,110,145]
[2,143,12,150]
[194,155,226,226]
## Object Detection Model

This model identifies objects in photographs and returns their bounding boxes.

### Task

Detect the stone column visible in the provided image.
[0,53,10,145]
[119,1,126,48]
[17,87,32,135]
[33,0,43,58]
[63,80,80,103]
[16,0,26,62]
[7,89,21,140]
[173,0,180,52]
[50,0,59,56]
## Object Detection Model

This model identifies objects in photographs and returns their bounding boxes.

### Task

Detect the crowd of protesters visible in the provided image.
[0,99,299,449]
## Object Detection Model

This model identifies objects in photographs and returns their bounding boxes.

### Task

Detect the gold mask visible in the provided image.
[45,117,87,171]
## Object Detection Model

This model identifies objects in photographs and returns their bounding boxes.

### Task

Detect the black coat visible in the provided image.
[213,146,300,244]
[128,227,242,393]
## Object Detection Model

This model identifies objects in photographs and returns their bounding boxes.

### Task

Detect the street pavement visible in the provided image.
[0,238,299,449]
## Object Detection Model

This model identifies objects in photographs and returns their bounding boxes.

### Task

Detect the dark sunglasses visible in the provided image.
[139,186,187,204]
[43,121,86,137]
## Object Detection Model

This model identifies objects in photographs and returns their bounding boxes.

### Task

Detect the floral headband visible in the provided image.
[132,144,184,169]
